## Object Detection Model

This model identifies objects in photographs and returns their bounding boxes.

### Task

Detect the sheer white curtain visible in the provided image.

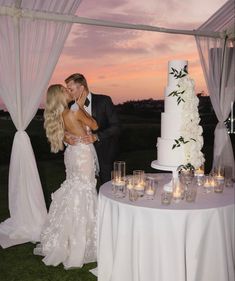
[0,0,81,248]
[195,0,235,178]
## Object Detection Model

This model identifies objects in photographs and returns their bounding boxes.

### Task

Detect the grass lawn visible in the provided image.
[0,243,97,281]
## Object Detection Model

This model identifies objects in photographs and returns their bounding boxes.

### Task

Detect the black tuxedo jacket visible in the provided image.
[91,93,120,165]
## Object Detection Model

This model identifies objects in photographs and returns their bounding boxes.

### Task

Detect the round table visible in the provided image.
[97,173,235,281]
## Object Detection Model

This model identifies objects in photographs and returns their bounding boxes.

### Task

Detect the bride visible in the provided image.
[34,84,98,269]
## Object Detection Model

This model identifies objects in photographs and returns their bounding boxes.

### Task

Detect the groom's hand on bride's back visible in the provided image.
[81,134,99,144]
[64,132,79,145]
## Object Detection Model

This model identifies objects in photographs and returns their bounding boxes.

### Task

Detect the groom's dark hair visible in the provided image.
[65,73,89,91]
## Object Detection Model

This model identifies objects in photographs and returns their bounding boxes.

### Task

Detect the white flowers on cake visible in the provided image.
[172,76,205,169]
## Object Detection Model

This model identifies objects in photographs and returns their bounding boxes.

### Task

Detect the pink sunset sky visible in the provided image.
[0,0,228,108]
[49,0,227,105]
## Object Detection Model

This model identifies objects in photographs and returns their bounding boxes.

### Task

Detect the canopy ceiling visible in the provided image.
[0,0,234,39]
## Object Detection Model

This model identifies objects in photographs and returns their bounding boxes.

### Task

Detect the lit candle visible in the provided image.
[173,188,181,198]
[145,188,154,195]
[204,178,211,187]
[115,178,125,186]
[210,178,217,187]
[203,175,213,193]
[135,183,145,191]
[194,166,204,186]
[215,174,225,183]
[195,169,204,176]
[195,164,204,176]
[173,186,181,203]
[126,183,134,190]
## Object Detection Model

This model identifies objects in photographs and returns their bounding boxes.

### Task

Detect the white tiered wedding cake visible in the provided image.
[157,60,204,169]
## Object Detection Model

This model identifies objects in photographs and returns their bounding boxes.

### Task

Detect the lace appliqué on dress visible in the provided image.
[34,143,97,269]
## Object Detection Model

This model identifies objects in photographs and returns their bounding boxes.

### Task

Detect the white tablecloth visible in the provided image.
[97,173,235,281]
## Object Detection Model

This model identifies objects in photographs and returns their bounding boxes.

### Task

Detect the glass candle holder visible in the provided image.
[185,187,197,202]
[129,188,138,202]
[213,165,225,185]
[225,178,234,188]
[111,170,117,194]
[113,161,126,184]
[172,179,184,203]
[203,175,213,193]
[113,161,126,198]
[194,164,205,186]
[214,179,224,193]
[133,170,145,197]
[179,168,194,191]
[115,183,126,198]
[126,176,134,190]
[195,174,205,186]
[144,177,157,200]
[224,166,233,188]
[161,192,172,205]
[210,176,218,189]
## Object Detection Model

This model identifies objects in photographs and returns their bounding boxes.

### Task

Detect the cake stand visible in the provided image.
[151,160,179,192]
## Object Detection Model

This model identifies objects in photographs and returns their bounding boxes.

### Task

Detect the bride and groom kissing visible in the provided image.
[34,73,120,269]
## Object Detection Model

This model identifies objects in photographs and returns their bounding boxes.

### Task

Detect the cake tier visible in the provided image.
[161,112,182,139]
[157,137,184,167]
[164,89,184,113]
[167,60,188,87]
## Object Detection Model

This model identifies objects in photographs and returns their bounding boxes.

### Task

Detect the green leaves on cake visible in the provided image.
[177,163,195,172]
[170,75,205,169]
[170,65,188,79]
[168,65,189,105]
[172,136,196,149]
[168,89,185,105]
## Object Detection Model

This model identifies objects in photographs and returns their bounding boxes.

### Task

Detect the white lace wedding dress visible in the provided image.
[34,142,98,269]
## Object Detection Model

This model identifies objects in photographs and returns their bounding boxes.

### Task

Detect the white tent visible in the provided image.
[195,0,235,179]
[0,0,234,248]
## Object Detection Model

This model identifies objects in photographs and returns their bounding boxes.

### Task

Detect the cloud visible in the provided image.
[63,25,152,59]
[63,0,227,61]
[64,0,226,61]
[77,0,156,24]
[64,0,163,60]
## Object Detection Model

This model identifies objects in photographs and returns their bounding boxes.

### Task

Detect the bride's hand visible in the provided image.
[81,134,97,144]
[76,89,86,107]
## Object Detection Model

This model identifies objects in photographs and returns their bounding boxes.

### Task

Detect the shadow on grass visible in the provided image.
[0,242,97,281]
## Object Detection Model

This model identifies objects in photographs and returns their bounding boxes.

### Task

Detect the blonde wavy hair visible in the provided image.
[44,84,68,153]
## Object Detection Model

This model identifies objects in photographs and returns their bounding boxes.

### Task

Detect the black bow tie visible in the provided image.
[84,98,90,107]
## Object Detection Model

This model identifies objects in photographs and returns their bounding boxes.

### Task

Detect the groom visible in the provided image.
[64,73,120,185]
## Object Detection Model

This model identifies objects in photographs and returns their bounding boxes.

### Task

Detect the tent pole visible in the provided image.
[0,5,225,39]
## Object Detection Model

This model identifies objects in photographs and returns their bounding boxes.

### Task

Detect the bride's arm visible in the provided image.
[75,108,98,131]
[74,90,98,131]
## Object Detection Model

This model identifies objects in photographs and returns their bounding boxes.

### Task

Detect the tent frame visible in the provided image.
[0,4,230,39]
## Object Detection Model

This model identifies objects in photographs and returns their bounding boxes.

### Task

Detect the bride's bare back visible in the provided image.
[62,108,98,138]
